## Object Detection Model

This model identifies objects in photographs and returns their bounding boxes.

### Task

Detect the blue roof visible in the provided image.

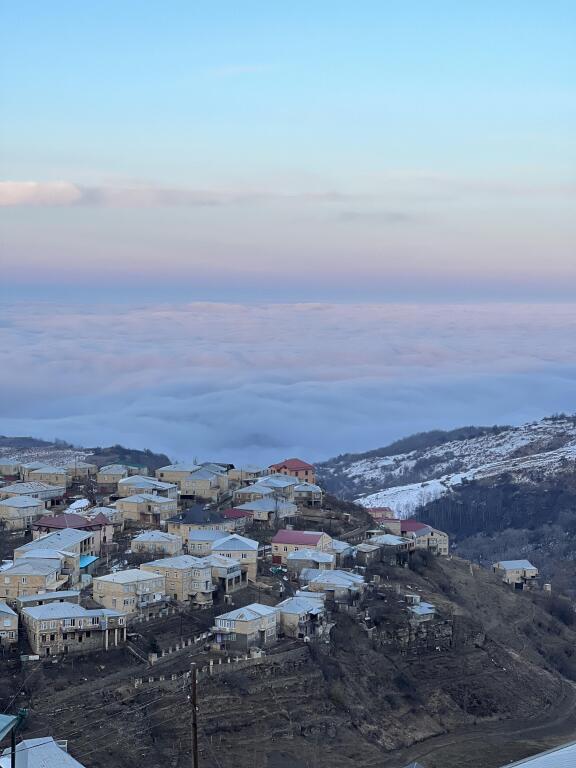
[79,555,99,568]
[495,559,537,570]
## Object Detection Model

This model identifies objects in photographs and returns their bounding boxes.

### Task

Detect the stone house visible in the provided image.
[268,458,316,484]
[211,534,259,582]
[29,465,70,487]
[117,475,178,499]
[115,493,178,526]
[401,520,450,556]
[20,461,52,480]
[286,548,335,575]
[493,560,539,589]
[271,530,333,565]
[92,569,166,614]
[0,459,21,478]
[0,602,18,646]
[15,528,97,585]
[0,559,66,601]
[203,554,246,595]
[32,512,114,555]
[213,602,278,651]
[166,506,235,537]
[369,533,415,565]
[21,602,126,656]
[15,589,81,611]
[0,496,45,531]
[227,465,264,486]
[140,555,213,606]
[293,482,323,507]
[355,541,382,567]
[0,481,66,506]
[132,531,183,557]
[233,484,275,505]
[234,498,297,526]
[276,595,326,639]
[64,461,98,480]
[301,569,365,604]
[184,529,229,556]
[96,463,139,490]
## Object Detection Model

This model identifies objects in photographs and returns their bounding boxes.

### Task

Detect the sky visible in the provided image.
[0,3,575,460]
[1,1,575,301]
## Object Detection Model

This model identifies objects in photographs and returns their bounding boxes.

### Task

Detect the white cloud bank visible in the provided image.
[0,302,575,464]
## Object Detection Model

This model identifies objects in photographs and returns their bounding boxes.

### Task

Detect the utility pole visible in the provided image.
[190,662,199,768]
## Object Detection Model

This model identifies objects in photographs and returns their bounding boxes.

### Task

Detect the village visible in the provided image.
[0,454,549,768]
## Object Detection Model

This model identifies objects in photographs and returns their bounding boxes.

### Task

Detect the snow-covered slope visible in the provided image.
[318,416,576,517]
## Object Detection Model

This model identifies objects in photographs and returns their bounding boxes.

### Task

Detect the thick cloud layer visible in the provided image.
[1,302,575,464]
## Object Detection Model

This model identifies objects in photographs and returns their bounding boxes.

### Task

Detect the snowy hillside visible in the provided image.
[318,415,576,518]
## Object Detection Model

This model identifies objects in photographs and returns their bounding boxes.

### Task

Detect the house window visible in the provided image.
[21,577,27,584]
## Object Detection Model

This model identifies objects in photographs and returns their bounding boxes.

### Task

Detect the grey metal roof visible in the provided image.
[0,495,43,508]
[18,528,90,551]
[0,736,87,767]
[501,740,576,767]
[212,534,259,551]
[216,602,278,622]
[142,555,209,570]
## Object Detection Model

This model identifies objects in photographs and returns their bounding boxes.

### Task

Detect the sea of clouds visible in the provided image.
[1,302,575,465]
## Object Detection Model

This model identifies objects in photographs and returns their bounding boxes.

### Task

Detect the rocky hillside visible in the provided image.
[0,438,170,473]
[317,414,576,516]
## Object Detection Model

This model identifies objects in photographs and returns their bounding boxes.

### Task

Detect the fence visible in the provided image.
[134,645,310,687]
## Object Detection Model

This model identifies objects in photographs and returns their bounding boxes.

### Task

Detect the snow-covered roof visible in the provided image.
[95,569,162,584]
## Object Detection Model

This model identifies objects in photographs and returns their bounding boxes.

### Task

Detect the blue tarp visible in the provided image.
[79,555,98,569]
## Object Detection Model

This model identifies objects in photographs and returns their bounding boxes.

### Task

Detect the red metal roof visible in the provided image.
[269,458,314,471]
[272,529,323,545]
[33,513,108,530]
[222,508,252,519]
[400,520,430,533]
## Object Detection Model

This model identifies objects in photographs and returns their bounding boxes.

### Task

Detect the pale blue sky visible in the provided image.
[1,1,575,300]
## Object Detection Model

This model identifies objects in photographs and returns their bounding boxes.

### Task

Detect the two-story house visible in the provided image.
[21,602,126,656]
[140,555,213,606]
[213,602,278,651]
[271,530,333,565]
[0,496,45,530]
[0,602,18,646]
[92,569,166,614]
[131,531,183,557]
[115,493,178,526]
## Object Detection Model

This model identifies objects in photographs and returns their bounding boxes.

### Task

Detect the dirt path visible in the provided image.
[382,679,576,768]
